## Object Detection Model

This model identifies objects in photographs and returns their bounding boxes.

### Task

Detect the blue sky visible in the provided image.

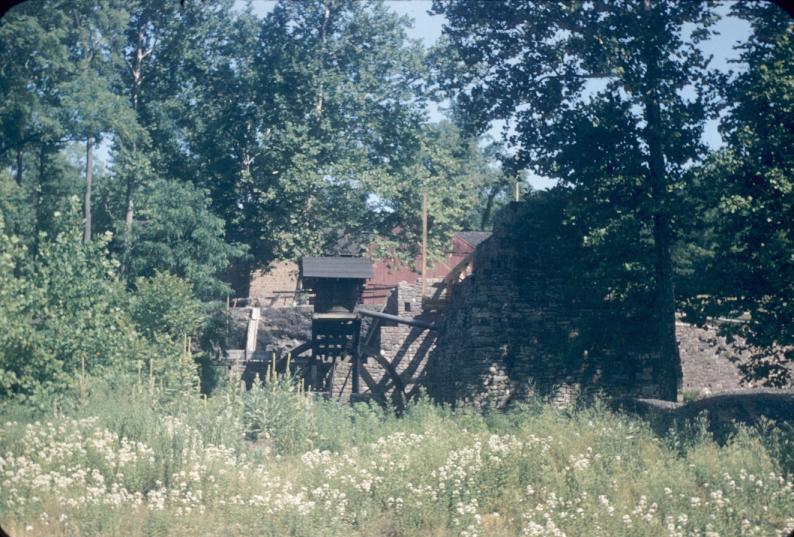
[241,1,751,189]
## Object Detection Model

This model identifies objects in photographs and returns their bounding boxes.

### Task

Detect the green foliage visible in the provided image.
[128,271,211,400]
[681,3,793,385]
[1,381,793,536]
[373,121,504,264]
[0,202,142,404]
[125,180,246,300]
[431,0,723,390]
[0,169,35,238]
[130,271,203,343]
[0,201,217,404]
[3,0,506,299]
[242,371,315,454]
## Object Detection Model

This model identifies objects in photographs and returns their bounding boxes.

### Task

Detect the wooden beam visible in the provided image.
[244,307,261,359]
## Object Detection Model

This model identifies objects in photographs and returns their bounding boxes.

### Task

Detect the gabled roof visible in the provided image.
[455,231,492,247]
[300,256,373,280]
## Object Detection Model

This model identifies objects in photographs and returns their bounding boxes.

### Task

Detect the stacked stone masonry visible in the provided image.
[424,199,679,408]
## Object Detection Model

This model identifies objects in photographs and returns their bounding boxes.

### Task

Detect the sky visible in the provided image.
[240,1,751,190]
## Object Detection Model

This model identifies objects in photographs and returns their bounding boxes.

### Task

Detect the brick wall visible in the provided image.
[249,261,300,307]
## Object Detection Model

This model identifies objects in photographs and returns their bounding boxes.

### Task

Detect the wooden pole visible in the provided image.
[352,352,360,395]
[514,148,521,202]
[80,352,85,401]
[421,191,428,298]
[351,319,361,395]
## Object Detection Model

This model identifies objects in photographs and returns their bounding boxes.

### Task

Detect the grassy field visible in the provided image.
[1,377,792,537]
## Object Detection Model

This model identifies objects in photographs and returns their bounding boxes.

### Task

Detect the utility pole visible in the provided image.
[421,191,428,298]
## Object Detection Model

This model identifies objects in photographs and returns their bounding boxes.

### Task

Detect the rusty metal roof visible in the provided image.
[300,256,373,279]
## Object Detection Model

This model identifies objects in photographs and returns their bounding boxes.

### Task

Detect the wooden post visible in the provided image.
[421,191,428,298]
[352,352,360,395]
[351,319,362,395]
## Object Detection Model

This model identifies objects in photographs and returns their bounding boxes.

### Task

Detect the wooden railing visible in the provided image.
[228,290,313,309]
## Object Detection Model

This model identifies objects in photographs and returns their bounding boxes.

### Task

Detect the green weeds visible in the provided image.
[1,378,792,537]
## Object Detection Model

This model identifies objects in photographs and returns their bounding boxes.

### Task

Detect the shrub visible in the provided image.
[0,206,144,405]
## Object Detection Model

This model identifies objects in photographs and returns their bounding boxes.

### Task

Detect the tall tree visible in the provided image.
[374,121,505,262]
[432,0,719,398]
[116,0,177,252]
[683,2,793,385]
[138,0,433,291]
[0,2,71,241]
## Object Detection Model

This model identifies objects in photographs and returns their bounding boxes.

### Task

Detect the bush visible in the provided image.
[0,206,144,405]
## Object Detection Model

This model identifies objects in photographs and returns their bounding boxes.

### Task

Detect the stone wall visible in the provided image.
[677,321,751,397]
[677,321,794,396]
[228,305,313,354]
[424,197,680,408]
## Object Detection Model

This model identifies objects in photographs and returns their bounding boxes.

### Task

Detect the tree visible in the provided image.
[114,0,179,253]
[132,0,436,292]
[0,202,143,403]
[683,2,793,385]
[125,179,245,300]
[58,0,132,244]
[374,121,505,263]
[432,0,720,398]
[0,2,71,242]
[0,2,69,181]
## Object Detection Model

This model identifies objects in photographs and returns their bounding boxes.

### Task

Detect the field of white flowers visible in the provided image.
[1,378,793,537]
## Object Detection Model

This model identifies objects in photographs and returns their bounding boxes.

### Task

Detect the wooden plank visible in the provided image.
[245,307,260,357]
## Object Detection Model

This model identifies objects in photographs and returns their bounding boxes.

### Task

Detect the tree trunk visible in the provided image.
[125,148,135,242]
[125,27,147,262]
[640,0,682,401]
[644,88,683,401]
[33,144,47,255]
[15,148,23,185]
[84,136,93,244]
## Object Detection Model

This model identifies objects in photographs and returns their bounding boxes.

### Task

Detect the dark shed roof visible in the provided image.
[455,231,492,247]
[300,256,373,279]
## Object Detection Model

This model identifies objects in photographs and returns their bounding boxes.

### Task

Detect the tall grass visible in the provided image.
[1,376,792,537]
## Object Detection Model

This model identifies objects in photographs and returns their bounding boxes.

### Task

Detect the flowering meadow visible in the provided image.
[1,379,793,537]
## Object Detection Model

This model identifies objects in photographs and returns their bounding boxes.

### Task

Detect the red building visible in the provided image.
[362,231,491,304]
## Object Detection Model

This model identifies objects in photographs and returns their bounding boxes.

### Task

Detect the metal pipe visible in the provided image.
[356,308,437,330]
